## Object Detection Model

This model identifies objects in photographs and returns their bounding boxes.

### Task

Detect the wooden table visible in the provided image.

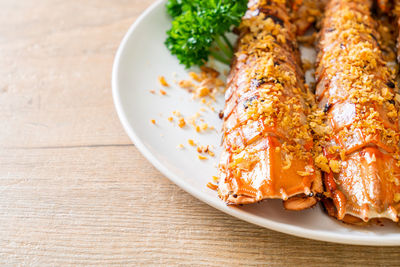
[0,0,399,265]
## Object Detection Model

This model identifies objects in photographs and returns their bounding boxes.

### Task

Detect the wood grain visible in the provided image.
[0,0,399,265]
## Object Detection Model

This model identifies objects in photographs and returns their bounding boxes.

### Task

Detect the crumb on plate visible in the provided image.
[188,139,196,146]
[207,182,218,190]
[178,117,186,128]
[158,76,169,87]
[198,154,208,160]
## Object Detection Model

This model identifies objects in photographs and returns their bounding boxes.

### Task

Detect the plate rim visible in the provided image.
[112,0,400,246]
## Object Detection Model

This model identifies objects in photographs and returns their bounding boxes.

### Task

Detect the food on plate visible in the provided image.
[161,0,400,225]
[316,0,400,223]
[165,0,248,67]
[217,0,322,209]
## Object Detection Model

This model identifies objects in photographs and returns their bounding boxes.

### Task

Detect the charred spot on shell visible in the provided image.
[243,95,258,109]
[287,40,297,53]
[386,81,395,88]
[232,27,240,35]
[369,33,380,48]
[371,1,378,16]
[370,33,378,43]
[258,7,272,15]
[323,103,332,113]
[251,78,266,89]
[218,110,224,119]
[264,14,284,26]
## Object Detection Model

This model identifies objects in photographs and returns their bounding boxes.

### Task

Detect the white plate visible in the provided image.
[112,0,400,246]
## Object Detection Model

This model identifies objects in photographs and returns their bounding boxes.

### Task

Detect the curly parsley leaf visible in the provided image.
[165,0,248,68]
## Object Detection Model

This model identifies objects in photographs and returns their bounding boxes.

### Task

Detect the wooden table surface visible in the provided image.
[1,0,399,265]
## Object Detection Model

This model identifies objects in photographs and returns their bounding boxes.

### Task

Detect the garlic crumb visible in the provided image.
[158,76,169,87]
[188,139,196,146]
[178,117,186,128]
[198,155,208,160]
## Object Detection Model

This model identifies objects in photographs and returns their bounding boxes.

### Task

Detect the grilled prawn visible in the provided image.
[218,0,322,209]
[316,0,400,223]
